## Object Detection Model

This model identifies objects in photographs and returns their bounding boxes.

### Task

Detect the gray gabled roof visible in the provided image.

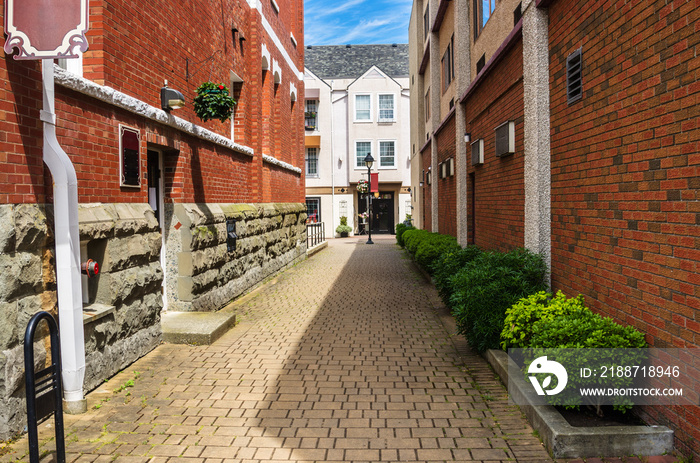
[304,44,409,80]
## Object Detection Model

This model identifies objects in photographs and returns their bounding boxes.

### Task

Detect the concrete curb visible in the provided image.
[307,240,328,257]
[485,349,674,458]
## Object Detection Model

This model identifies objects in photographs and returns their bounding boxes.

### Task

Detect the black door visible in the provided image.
[372,193,394,234]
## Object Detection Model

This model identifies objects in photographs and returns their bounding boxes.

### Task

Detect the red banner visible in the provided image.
[4,0,90,60]
[370,173,379,193]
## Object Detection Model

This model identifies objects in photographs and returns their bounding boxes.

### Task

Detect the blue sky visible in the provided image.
[304,0,412,46]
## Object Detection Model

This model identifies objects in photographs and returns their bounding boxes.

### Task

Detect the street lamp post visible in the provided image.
[364,153,374,245]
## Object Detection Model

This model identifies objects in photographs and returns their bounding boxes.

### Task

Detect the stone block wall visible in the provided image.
[0,203,162,440]
[165,203,307,312]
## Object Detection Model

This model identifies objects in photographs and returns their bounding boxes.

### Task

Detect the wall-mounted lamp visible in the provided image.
[419,182,424,187]
[464,132,471,143]
[161,82,185,112]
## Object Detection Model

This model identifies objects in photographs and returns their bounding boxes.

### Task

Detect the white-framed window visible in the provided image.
[355,141,372,168]
[379,140,396,168]
[355,94,371,121]
[378,94,395,122]
[305,99,318,130]
[306,147,319,177]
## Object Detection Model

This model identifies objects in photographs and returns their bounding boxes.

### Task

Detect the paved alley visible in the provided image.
[1,236,598,462]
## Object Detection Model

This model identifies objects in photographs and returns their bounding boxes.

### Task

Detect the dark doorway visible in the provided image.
[359,192,395,234]
[147,150,162,229]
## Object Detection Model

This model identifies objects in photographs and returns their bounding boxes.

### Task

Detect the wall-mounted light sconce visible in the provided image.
[419,182,424,187]
[161,82,185,112]
[464,132,471,143]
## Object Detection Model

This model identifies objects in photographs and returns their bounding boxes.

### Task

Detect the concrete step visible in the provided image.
[161,310,236,345]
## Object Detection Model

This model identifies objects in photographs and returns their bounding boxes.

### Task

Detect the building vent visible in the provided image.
[476,54,486,74]
[567,48,583,104]
[495,121,515,157]
[471,139,484,166]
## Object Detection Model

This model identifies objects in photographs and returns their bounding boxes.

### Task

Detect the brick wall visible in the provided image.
[421,145,432,232]
[0,0,305,205]
[436,114,457,237]
[464,39,525,252]
[548,0,699,457]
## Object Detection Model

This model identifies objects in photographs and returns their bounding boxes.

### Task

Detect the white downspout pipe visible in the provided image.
[41,60,87,414]
[329,81,335,237]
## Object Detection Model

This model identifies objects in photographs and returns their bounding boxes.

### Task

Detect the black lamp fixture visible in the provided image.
[161,81,185,112]
[364,153,374,245]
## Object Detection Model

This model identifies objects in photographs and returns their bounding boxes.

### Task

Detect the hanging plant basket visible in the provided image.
[356,179,369,194]
[193,82,236,123]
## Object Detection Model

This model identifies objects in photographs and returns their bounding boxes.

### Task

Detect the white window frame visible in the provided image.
[306,147,319,177]
[377,93,395,123]
[354,94,372,122]
[355,140,373,169]
[378,140,396,169]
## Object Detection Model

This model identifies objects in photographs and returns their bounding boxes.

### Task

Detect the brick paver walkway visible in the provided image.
[0,236,678,463]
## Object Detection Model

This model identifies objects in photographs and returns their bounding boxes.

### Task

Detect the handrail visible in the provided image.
[306,222,326,249]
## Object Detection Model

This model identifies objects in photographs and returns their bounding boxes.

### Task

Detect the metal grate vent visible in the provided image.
[495,121,515,157]
[567,48,583,104]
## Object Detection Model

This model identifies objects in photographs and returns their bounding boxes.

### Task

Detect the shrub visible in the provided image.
[529,309,647,349]
[450,248,548,353]
[395,223,413,247]
[402,229,431,255]
[525,309,647,413]
[335,224,352,234]
[414,234,460,275]
[433,246,482,305]
[500,291,588,350]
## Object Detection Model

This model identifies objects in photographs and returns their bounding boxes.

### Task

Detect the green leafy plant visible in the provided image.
[193,82,236,123]
[450,248,548,352]
[401,228,431,255]
[433,245,482,306]
[335,224,352,234]
[395,222,414,247]
[500,291,588,350]
[525,310,647,414]
[414,234,460,275]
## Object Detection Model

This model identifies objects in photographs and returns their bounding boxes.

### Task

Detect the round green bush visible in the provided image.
[500,291,588,350]
[414,234,460,275]
[433,246,482,306]
[450,248,548,353]
[402,229,431,255]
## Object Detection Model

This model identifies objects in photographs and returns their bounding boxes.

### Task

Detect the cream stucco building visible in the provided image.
[304,45,412,238]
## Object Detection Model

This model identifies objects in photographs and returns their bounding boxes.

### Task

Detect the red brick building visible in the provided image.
[411,0,699,457]
[0,0,306,439]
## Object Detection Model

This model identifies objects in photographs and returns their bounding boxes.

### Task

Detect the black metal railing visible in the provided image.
[306,222,325,249]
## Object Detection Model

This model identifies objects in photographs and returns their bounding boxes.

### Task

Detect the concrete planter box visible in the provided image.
[485,349,674,458]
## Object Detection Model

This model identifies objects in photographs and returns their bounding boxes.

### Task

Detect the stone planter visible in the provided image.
[485,349,673,458]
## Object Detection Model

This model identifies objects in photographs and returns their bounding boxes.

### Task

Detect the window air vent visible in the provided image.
[471,139,484,166]
[476,54,486,74]
[567,48,583,104]
[495,121,515,157]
